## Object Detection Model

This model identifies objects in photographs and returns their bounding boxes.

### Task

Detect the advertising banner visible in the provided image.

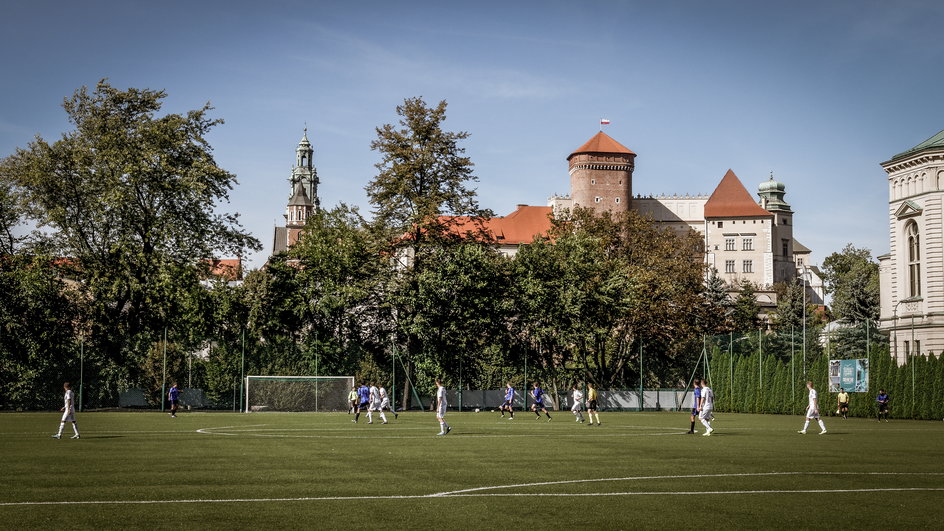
[829,358,869,393]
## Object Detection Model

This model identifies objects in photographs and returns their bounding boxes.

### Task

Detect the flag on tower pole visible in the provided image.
[600,118,611,126]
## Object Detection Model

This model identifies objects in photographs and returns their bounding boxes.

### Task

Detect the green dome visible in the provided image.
[759,175,784,193]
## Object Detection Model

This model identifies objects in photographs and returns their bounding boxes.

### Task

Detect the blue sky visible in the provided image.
[2,0,942,269]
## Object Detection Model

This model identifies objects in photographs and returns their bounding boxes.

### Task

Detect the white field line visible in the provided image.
[194,424,690,439]
[430,471,944,496]
[3,472,944,507]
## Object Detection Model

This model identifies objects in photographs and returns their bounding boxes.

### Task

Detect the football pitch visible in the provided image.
[2,411,944,529]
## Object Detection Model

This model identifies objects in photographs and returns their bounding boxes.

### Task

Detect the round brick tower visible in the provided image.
[567,131,636,214]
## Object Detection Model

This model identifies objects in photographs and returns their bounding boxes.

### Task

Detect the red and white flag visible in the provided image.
[600,118,611,125]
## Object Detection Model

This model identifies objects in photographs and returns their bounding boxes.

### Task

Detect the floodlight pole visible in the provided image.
[758,328,763,392]
[240,327,246,413]
[161,327,167,413]
[78,337,84,412]
[639,339,644,412]
[911,314,916,418]
[802,267,807,378]
[391,344,395,402]
[791,324,795,413]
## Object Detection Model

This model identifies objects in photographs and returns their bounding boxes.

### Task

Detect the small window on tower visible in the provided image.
[718,221,724,228]
[594,197,601,203]
[591,179,596,185]
[615,197,621,204]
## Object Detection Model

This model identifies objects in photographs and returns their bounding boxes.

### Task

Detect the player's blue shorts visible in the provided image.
[533,401,545,409]
[358,401,370,409]
[691,408,699,415]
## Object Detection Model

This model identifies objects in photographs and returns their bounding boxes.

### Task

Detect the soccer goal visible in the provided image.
[245,375,354,413]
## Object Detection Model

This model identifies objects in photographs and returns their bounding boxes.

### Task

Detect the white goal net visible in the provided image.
[245,376,354,413]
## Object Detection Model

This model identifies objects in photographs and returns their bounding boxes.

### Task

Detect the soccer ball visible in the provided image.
[474,408,480,413]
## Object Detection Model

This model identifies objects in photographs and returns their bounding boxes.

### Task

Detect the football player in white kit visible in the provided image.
[698,379,714,436]
[52,382,80,439]
[378,385,397,420]
[571,384,585,423]
[798,380,827,435]
[367,382,387,424]
[435,378,451,435]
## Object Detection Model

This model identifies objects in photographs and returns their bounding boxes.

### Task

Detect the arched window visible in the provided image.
[907,221,921,297]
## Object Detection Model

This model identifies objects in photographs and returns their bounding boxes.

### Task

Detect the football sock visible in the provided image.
[818,420,826,431]
[72,423,79,436]
[690,420,695,432]
[367,411,373,422]
[57,422,64,436]
[355,412,360,422]
[802,420,810,431]
[700,418,711,430]
[380,412,387,422]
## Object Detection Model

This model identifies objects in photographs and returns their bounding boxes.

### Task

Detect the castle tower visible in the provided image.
[291,129,320,209]
[758,174,795,284]
[567,131,636,214]
[285,182,314,247]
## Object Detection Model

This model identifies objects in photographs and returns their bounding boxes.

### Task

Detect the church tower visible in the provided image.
[285,182,314,248]
[271,129,321,255]
[291,129,320,210]
[568,131,636,214]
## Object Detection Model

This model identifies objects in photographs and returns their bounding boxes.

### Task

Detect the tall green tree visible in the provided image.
[822,244,880,322]
[0,80,260,397]
[366,97,490,406]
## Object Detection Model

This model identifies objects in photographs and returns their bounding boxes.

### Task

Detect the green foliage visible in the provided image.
[0,256,78,409]
[0,81,260,407]
[730,281,759,331]
[821,244,880,322]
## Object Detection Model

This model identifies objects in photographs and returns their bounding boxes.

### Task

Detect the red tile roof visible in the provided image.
[703,169,771,218]
[205,258,243,280]
[568,131,635,160]
[431,205,554,245]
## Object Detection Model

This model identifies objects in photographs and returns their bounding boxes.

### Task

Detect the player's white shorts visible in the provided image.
[698,408,713,420]
[369,400,381,411]
[436,404,447,417]
[380,398,391,410]
[571,401,582,412]
[805,407,820,419]
[61,409,75,422]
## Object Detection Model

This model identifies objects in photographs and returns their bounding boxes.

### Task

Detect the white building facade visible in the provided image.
[879,129,944,362]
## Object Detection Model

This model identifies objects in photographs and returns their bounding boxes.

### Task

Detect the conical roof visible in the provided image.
[288,182,314,207]
[888,129,944,163]
[568,131,635,160]
[704,169,771,218]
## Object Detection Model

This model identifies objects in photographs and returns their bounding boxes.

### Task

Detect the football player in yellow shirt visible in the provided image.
[837,388,850,420]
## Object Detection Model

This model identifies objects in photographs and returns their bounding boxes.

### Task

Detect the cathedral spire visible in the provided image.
[291,128,319,209]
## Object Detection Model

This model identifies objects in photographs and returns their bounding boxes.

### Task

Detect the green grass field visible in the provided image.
[3,409,944,529]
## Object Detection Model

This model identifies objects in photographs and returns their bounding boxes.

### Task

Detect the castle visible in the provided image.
[270,129,823,312]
